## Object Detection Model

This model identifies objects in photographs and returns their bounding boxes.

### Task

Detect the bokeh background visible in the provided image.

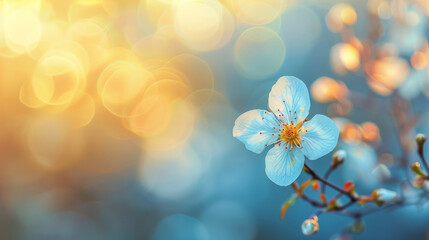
[0,0,429,239]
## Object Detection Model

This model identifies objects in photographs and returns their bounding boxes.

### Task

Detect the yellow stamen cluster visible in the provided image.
[280,121,307,151]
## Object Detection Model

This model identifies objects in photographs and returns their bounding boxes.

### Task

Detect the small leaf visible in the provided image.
[280,194,298,220]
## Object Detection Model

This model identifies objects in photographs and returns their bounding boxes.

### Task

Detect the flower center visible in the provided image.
[280,121,307,151]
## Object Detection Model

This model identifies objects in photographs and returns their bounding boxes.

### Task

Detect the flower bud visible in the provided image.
[328,199,340,210]
[372,188,397,206]
[332,150,346,169]
[301,216,319,236]
[411,162,427,177]
[416,133,427,146]
[413,175,426,188]
[312,180,320,191]
[343,181,355,193]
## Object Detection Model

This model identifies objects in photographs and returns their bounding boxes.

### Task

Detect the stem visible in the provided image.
[301,193,325,207]
[334,192,343,200]
[304,163,358,201]
[340,198,405,219]
[291,182,326,207]
[314,209,326,217]
[334,200,356,212]
[418,146,429,174]
[321,167,334,195]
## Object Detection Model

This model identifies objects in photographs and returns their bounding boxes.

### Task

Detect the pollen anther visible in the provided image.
[280,120,307,150]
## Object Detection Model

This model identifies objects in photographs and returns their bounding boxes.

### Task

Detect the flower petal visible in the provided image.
[375,188,397,202]
[265,143,304,186]
[269,76,310,124]
[233,109,280,153]
[301,114,339,160]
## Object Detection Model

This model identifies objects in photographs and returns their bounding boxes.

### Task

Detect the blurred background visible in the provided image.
[0,0,429,239]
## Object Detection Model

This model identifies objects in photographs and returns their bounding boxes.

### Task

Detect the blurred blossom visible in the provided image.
[410,50,428,70]
[325,3,357,33]
[330,43,361,75]
[413,175,426,188]
[368,0,392,19]
[366,57,410,96]
[373,188,397,202]
[327,99,353,117]
[339,121,380,145]
[361,122,380,144]
[311,77,348,103]
[340,123,363,144]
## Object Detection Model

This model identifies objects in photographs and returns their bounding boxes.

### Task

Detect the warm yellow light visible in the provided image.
[32,51,86,106]
[227,0,290,25]
[311,77,348,103]
[341,123,362,144]
[366,57,409,96]
[326,3,357,33]
[341,5,357,26]
[361,122,380,143]
[173,0,223,51]
[4,7,42,54]
[98,60,153,117]
[410,51,428,70]
[331,43,360,75]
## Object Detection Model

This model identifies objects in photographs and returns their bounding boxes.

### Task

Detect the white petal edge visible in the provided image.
[265,143,305,186]
[301,114,339,160]
[268,76,310,124]
[233,109,280,154]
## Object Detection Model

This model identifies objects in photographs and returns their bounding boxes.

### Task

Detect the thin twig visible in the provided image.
[418,146,429,174]
[301,193,325,207]
[304,163,358,201]
[321,167,334,195]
